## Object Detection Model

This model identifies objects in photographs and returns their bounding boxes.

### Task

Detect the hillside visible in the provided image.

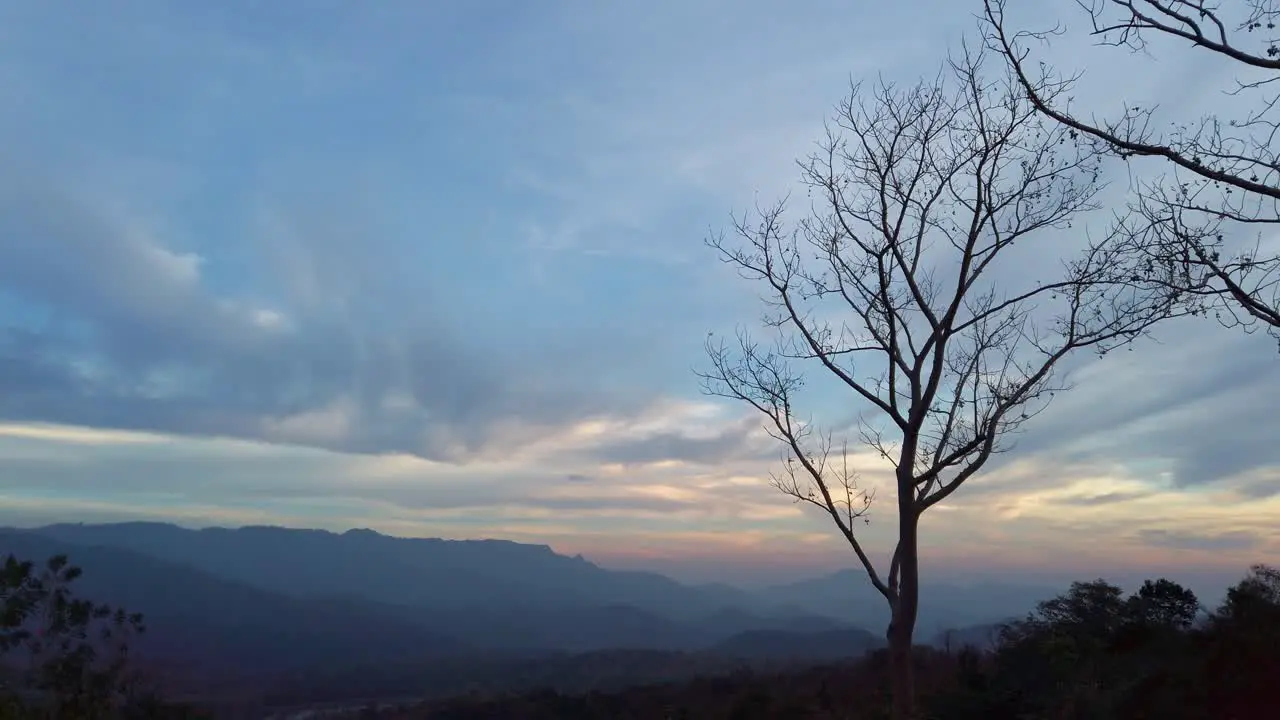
[2,523,895,708]
[11,523,1061,650]
[761,570,1058,636]
[12,523,867,652]
[706,627,884,662]
[6,524,1272,719]
[27,522,760,621]
[0,530,465,693]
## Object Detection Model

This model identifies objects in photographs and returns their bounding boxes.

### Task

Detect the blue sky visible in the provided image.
[0,0,1277,588]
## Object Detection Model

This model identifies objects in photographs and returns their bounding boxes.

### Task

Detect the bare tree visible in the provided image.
[698,47,1173,720]
[985,0,1280,341]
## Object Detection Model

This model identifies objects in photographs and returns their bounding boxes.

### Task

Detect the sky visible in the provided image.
[0,0,1276,590]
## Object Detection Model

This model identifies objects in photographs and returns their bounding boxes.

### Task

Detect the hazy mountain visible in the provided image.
[26,522,760,621]
[15,523,1054,637]
[6,523,872,654]
[0,522,1075,709]
[706,627,885,662]
[929,622,1008,651]
[762,569,1059,636]
[693,606,848,637]
[261,649,753,710]
[0,530,464,685]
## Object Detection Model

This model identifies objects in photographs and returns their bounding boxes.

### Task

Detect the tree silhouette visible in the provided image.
[698,44,1175,719]
[1,553,147,718]
[1124,578,1200,630]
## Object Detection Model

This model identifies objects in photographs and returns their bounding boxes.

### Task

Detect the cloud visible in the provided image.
[5,0,889,470]
[0,420,812,559]
[917,310,1280,516]
[579,415,776,468]
[1231,468,1280,500]
[1048,491,1153,507]
[0,158,735,464]
[2,410,1276,585]
[1137,530,1263,553]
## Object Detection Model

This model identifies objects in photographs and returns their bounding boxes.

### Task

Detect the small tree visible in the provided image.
[1,553,146,718]
[1201,563,1280,715]
[1125,578,1200,630]
[985,577,1202,718]
[699,46,1172,719]
[985,0,1280,340]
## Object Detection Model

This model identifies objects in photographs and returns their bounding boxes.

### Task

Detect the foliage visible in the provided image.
[934,566,1277,719]
[0,552,201,719]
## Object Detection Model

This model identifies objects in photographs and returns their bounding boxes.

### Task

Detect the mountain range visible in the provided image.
[0,522,1051,708]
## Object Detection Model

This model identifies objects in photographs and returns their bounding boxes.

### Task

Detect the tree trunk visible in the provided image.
[887,511,921,720]
[887,617,915,720]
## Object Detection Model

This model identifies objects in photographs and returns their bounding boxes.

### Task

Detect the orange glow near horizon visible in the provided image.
[0,419,1275,588]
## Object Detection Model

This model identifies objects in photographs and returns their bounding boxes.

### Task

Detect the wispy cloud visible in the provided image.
[1137,529,1263,553]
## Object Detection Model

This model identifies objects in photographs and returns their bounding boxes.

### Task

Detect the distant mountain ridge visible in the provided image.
[26,522,757,620]
[760,568,1060,637]
[708,627,884,662]
[0,521,1049,707]
[0,530,464,687]
[12,522,1059,634]
[3,522,879,654]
